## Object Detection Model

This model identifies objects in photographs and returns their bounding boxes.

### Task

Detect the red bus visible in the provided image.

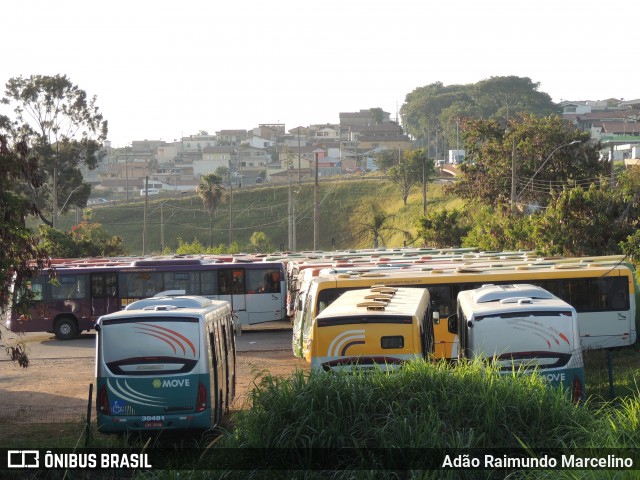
[7,258,287,339]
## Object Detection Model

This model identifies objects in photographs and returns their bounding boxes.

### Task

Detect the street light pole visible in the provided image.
[517,140,581,203]
[313,151,319,250]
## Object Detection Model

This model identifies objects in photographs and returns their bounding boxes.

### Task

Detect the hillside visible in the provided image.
[53,177,461,255]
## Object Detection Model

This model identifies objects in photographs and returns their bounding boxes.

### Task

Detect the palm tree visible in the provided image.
[197,173,225,246]
[351,203,412,249]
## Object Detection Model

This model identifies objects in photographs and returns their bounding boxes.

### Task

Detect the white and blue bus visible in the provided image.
[447,284,586,402]
[95,295,236,433]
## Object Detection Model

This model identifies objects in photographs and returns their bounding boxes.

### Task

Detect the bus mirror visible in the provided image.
[433,311,440,325]
[94,322,101,333]
[447,314,458,334]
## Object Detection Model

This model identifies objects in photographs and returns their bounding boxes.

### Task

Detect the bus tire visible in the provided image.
[54,317,78,340]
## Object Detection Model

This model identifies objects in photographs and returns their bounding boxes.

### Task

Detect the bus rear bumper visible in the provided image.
[96,410,212,434]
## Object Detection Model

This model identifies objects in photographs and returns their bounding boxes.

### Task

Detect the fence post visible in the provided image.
[85,383,93,446]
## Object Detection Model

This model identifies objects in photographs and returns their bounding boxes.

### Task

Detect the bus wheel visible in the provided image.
[54,317,78,340]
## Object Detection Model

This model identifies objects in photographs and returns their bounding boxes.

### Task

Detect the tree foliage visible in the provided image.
[531,183,640,256]
[174,238,241,255]
[250,231,271,253]
[39,211,127,258]
[197,173,226,246]
[0,132,51,367]
[350,203,411,249]
[388,147,434,206]
[451,114,604,208]
[453,169,640,258]
[373,150,398,173]
[417,208,470,248]
[400,76,557,146]
[462,206,537,252]
[2,75,108,226]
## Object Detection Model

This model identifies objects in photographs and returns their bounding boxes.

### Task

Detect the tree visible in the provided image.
[350,203,411,249]
[215,165,230,183]
[531,183,640,256]
[462,206,537,252]
[451,114,604,208]
[197,173,226,246]
[373,149,398,173]
[400,77,557,148]
[470,76,556,121]
[39,210,127,257]
[417,209,470,248]
[388,148,434,206]
[2,75,108,227]
[369,107,385,125]
[0,131,51,367]
[250,231,271,253]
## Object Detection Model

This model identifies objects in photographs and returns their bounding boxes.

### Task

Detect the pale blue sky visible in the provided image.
[4,0,638,147]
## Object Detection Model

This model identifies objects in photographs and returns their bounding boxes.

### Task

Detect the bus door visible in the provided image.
[427,284,461,359]
[217,268,246,319]
[90,273,120,318]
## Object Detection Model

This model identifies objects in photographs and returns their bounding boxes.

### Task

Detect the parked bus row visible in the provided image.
[308,283,586,402]
[7,258,287,339]
[291,255,638,360]
[4,246,509,339]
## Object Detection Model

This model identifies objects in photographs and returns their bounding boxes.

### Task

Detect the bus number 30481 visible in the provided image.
[141,416,165,422]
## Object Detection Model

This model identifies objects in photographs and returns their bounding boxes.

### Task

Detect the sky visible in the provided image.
[4,0,638,147]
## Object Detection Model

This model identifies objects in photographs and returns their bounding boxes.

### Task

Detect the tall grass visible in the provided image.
[9,358,640,479]
[228,360,591,450]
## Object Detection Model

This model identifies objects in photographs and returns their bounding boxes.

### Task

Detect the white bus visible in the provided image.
[448,284,586,401]
[310,287,436,372]
[95,295,237,433]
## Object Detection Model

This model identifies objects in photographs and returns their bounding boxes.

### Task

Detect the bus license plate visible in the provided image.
[144,421,163,428]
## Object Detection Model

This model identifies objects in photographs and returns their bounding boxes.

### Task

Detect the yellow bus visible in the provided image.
[310,287,436,372]
[293,258,637,361]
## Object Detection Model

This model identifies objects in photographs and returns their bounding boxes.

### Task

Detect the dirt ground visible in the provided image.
[0,349,309,413]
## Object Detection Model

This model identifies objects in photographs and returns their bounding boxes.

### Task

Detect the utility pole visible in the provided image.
[422,151,427,216]
[125,146,129,203]
[160,203,164,252]
[288,169,293,249]
[229,169,233,246]
[142,176,148,255]
[297,127,301,185]
[313,151,319,250]
[511,136,517,213]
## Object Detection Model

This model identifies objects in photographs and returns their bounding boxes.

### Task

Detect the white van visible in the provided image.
[140,188,160,196]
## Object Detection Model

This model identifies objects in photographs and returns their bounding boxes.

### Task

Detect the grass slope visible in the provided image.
[53,178,460,255]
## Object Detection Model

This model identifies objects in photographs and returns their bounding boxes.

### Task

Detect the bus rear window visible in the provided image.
[101,317,200,374]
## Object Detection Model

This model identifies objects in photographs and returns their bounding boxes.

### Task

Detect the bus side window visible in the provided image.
[105,274,118,297]
[91,276,104,297]
[245,270,263,294]
[610,278,628,310]
[232,271,245,294]
[32,283,43,301]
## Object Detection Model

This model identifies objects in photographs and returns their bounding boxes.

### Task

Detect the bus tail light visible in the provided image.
[571,377,584,403]
[98,385,110,414]
[196,384,207,412]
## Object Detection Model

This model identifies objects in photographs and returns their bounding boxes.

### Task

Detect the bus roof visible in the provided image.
[468,284,555,304]
[457,284,574,317]
[124,295,216,310]
[310,259,634,289]
[315,287,430,320]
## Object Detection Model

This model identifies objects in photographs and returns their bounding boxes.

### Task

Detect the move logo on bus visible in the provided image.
[152,378,191,388]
